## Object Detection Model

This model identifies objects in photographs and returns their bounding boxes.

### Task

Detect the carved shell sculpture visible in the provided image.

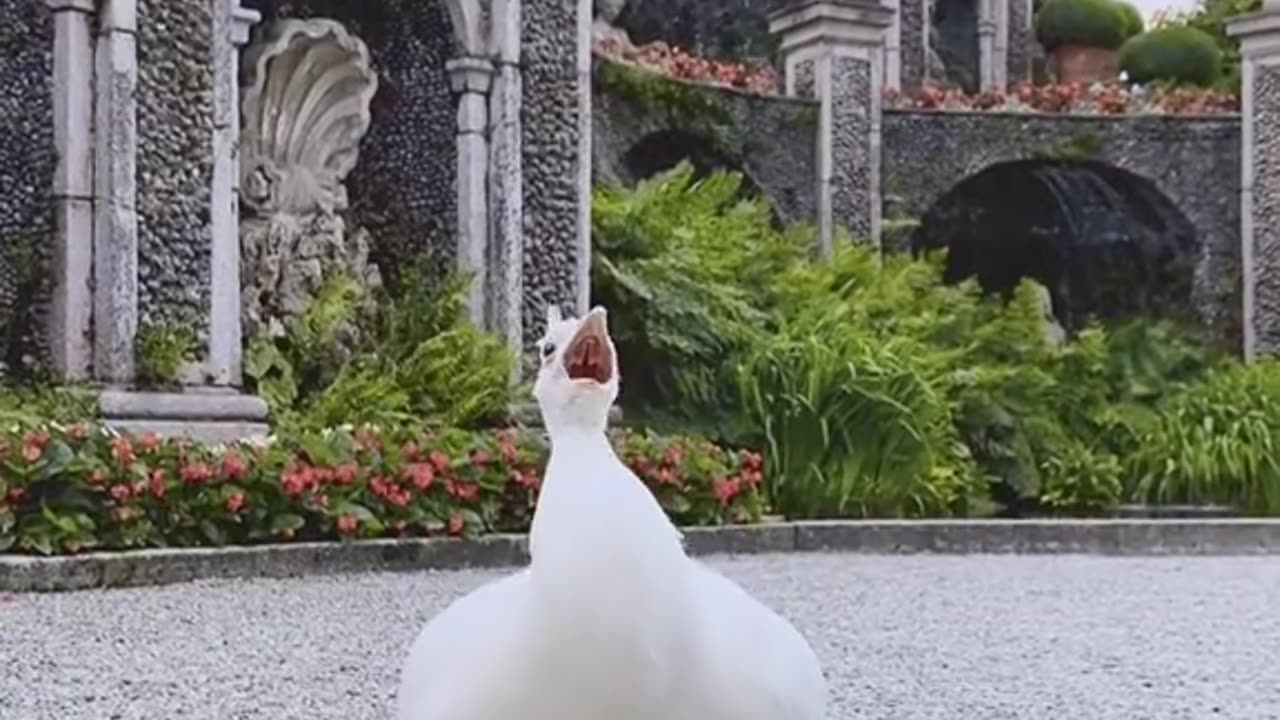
[240,19,378,217]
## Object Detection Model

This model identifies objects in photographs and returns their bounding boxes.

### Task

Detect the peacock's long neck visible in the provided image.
[528,428,690,631]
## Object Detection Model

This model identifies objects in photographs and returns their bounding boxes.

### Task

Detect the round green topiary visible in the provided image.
[1035,0,1130,52]
[1118,27,1223,87]
[1115,1,1144,39]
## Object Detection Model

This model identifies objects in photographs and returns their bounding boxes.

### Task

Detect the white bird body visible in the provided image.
[396,306,826,720]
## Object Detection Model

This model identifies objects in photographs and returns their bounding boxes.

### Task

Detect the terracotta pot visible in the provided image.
[1050,44,1119,84]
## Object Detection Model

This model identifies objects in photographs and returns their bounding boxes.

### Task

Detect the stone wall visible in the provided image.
[1007,0,1032,85]
[593,59,817,227]
[882,109,1242,332]
[523,0,588,343]
[246,0,459,287]
[137,0,214,335]
[0,2,53,371]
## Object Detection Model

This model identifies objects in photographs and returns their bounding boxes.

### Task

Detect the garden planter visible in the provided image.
[1051,44,1118,84]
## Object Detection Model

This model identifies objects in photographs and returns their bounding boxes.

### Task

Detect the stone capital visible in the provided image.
[447,56,495,94]
[45,0,94,12]
[232,5,263,46]
[1229,8,1280,58]
[769,0,895,56]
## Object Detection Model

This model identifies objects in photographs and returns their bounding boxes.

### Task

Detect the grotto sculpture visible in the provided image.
[238,18,383,341]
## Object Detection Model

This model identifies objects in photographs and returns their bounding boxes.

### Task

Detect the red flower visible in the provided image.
[499,439,519,464]
[447,514,466,536]
[109,484,132,503]
[149,469,168,499]
[6,487,27,505]
[714,477,742,506]
[110,436,136,465]
[140,433,163,453]
[336,515,359,535]
[181,462,213,485]
[446,478,480,503]
[221,451,248,481]
[402,441,421,461]
[664,447,684,466]
[334,463,359,486]
[402,463,435,490]
[225,491,246,513]
[22,436,46,464]
[87,468,109,487]
[470,449,492,467]
[429,451,451,473]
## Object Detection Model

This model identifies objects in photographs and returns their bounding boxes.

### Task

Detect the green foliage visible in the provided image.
[1128,361,1280,514]
[1119,27,1223,87]
[135,320,197,386]
[1116,1,1145,38]
[591,162,807,439]
[592,163,1233,519]
[245,265,516,432]
[1153,0,1260,92]
[1035,0,1131,51]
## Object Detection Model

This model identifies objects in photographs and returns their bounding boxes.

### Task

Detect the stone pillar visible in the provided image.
[447,56,495,330]
[1230,3,1280,360]
[898,0,927,90]
[488,0,525,351]
[884,0,901,90]
[978,0,997,91]
[208,0,260,387]
[574,0,593,316]
[93,0,139,384]
[770,0,894,257]
[45,0,95,381]
[993,0,1009,88]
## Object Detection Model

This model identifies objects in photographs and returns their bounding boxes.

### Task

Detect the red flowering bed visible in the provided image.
[884,82,1239,115]
[0,423,766,556]
[591,26,1238,118]
[592,33,780,95]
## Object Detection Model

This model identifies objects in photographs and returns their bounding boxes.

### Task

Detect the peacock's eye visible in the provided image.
[541,342,556,359]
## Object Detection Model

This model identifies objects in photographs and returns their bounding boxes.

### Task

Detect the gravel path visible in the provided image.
[3,553,1279,720]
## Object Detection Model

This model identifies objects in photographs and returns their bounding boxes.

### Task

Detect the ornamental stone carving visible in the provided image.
[238,18,382,340]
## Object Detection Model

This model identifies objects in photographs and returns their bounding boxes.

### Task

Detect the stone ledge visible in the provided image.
[99,389,269,420]
[4,519,1280,593]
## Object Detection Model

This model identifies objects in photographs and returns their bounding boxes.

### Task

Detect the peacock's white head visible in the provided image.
[532,304,619,435]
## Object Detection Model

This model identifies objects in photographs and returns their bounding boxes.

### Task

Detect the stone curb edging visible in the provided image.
[4,518,1280,593]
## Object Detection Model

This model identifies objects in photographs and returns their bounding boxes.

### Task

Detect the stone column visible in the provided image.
[93,0,139,384]
[978,0,997,90]
[770,0,894,257]
[884,0,902,90]
[993,0,1009,88]
[45,0,95,381]
[447,56,495,329]
[898,0,927,90]
[488,0,525,351]
[1230,2,1280,360]
[208,0,260,387]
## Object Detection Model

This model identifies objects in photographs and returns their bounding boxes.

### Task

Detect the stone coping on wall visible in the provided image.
[4,519,1279,593]
[883,107,1241,122]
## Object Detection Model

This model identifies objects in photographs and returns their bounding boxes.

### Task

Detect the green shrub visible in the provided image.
[1035,0,1130,52]
[1039,440,1123,514]
[136,320,197,386]
[591,162,807,440]
[1152,0,1259,93]
[1127,361,1280,514]
[1116,1,1144,38]
[1119,27,1223,86]
[245,265,516,432]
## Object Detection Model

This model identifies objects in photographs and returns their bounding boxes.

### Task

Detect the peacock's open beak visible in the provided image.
[564,307,614,385]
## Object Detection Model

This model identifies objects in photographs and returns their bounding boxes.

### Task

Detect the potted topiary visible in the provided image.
[1118,26,1224,87]
[1034,0,1130,84]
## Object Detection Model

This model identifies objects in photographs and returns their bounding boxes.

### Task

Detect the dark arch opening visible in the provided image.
[621,130,759,191]
[909,159,1200,330]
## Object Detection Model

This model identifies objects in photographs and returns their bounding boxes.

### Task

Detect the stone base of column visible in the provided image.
[98,388,270,444]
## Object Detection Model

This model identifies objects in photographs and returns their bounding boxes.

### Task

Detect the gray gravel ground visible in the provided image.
[2,553,1279,720]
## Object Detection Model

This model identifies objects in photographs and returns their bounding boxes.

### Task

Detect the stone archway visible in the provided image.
[621,130,759,190]
[909,159,1201,330]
